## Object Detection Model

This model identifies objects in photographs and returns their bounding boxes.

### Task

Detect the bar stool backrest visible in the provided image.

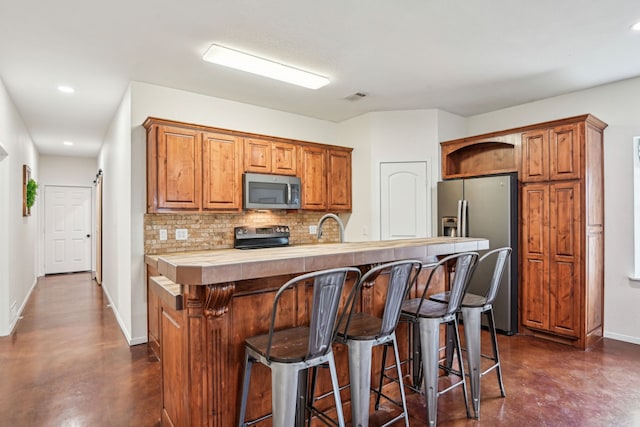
[265,267,362,362]
[340,260,422,339]
[480,247,512,306]
[412,252,479,318]
[445,252,480,317]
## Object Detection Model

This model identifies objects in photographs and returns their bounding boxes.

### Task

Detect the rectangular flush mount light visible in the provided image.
[202,44,329,90]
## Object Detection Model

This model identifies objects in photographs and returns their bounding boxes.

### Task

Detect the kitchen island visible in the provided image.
[145,237,489,427]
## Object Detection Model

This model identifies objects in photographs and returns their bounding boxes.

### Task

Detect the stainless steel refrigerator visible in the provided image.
[437,173,518,334]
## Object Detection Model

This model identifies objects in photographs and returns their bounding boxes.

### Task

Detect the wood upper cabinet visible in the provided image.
[522,123,580,182]
[146,117,352,213]
[299,145,327,210]
[243,138,271,173]
[146,120,242,213]
[299,145,353,211]
[244,139,297,175]
[328,148,352,211]
[203,132,242,210]
[153,125,202,211]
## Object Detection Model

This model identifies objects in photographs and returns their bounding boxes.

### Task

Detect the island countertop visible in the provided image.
[145,237,489,285]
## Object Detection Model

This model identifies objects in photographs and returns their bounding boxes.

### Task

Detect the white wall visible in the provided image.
[0,77,39,336]
[99,87,135,342]
[466,76,640,345]
[39,155,98,274]
[339,109,465,241]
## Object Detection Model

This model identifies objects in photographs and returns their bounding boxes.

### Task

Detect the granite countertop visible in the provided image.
[146,237,489,286]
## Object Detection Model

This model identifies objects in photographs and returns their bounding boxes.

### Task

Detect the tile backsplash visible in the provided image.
[144,211,342,254]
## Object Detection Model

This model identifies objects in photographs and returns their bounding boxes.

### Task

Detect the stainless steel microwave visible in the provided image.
[243,173,301,210]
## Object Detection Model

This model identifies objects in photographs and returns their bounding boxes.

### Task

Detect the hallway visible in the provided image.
[0,273,160,426]
[2,273,640,426]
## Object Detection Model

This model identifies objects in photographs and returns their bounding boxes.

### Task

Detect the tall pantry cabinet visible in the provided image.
[520,115,607,349]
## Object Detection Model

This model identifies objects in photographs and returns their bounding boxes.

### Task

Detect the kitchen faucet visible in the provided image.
[317,213,345,243]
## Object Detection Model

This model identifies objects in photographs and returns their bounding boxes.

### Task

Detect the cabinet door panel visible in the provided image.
[550,124,580,180]
[327,149,352,211]
[157,126,202,210]
[521,184,550,330]
[521,130,549,182]
[161,307,185,427]
[244,138,271,173]
[272,142,297,175]
[203,132,241,210]
[300,146,327,210]
[549,181,581,337]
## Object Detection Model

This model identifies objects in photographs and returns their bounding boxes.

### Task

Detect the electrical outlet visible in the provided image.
[176,229,188,240]
[362,226,368,236]
[159,229,167,241]
[309,225,317,234]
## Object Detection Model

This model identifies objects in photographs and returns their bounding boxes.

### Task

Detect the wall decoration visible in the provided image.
[23,164,38,216]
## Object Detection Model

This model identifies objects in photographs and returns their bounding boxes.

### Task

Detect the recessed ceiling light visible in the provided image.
[57,85,75,94]
[632,21,640,31]
[202,44,330,90]
[63,141,74,146]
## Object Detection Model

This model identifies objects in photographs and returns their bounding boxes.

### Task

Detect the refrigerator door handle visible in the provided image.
[457,200,463,237]
[461,199,468,237]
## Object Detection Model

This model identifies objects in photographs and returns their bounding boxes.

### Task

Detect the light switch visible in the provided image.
[159,229,167,241]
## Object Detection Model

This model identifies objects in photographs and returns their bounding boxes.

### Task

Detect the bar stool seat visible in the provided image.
[238,267,361,427]
[429,247,511,419]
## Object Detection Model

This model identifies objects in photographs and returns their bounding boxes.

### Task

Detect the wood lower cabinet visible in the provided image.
[522,181,582,339]
[519,115,606,349]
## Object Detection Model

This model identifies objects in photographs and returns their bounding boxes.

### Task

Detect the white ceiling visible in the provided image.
[1,0,639,157]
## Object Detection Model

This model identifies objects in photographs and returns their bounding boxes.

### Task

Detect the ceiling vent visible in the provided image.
[344,92,367,101]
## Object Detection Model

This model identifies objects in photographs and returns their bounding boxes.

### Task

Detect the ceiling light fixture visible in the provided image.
[57,85,75,94]
[63,141,74,146]
[632,21,640,31]
[202,44,329,90]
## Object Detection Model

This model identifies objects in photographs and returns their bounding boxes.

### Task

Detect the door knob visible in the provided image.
[86,234,91,238]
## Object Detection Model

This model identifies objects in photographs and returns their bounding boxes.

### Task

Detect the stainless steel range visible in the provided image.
[233,225,290,249]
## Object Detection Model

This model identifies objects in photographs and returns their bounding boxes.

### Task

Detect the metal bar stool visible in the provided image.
[400,252,479,427]
[238,267,361,427]
[429,247,511,419]
[337,259,422,427]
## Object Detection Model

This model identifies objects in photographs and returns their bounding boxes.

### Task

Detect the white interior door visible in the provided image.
[45,186,92,274]
[380,162,429,240]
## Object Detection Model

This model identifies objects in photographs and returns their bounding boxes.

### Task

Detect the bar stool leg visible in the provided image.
[390,333,410,427]
[374,344,389,410]
[461,306,482,419]
[238,353,254,427]
[327,352,346,427]
[418,317,441,427]
[347,339,374,427]
[486,308,506,397]
[271,364,300,427]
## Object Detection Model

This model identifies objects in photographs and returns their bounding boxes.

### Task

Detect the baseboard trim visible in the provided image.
[4,276,38,336]
[604,331,640,345]
[100,284,135,345]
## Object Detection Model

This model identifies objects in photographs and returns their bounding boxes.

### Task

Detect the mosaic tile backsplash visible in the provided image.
[144,211,342,254]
